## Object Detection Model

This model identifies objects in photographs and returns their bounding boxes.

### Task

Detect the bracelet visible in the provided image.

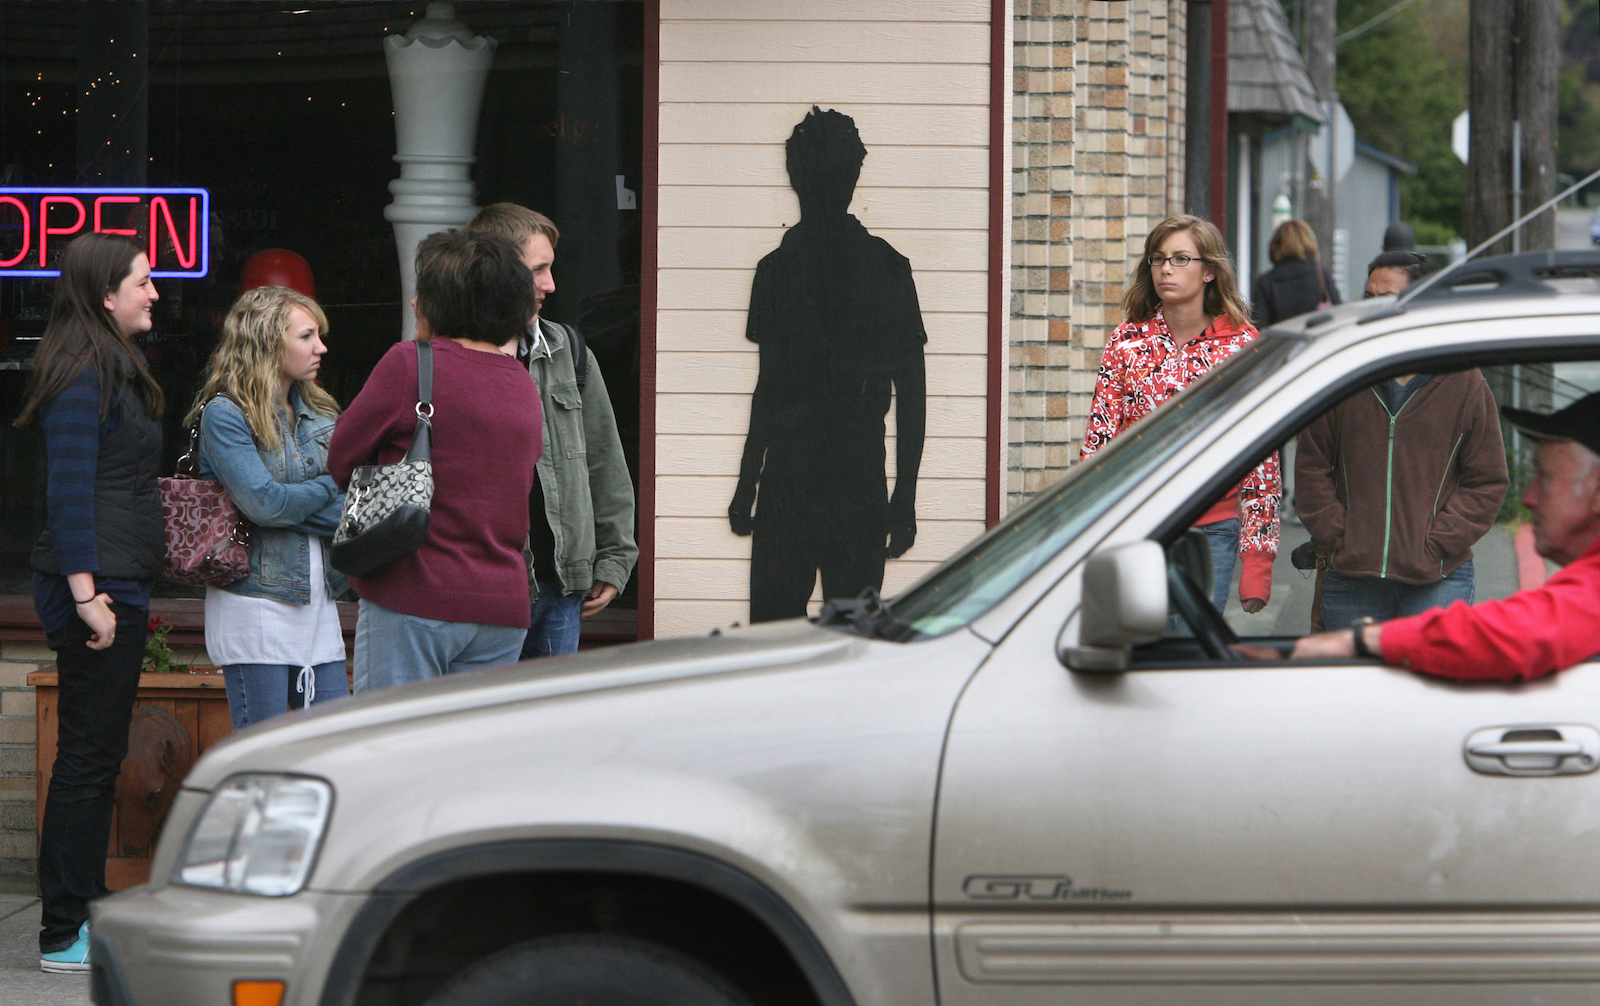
[73,597,94,605]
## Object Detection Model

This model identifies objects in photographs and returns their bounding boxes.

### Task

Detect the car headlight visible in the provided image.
[176,774,332,896]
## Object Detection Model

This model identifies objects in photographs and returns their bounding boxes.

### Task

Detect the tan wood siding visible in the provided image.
[656,0,995,637]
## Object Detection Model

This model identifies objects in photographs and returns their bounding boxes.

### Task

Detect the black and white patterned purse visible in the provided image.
[330,340,435,578]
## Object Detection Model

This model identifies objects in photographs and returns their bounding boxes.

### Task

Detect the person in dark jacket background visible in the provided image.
[13,234,166,972]
[1251,219,1341,327]
[1295,367,1507,631]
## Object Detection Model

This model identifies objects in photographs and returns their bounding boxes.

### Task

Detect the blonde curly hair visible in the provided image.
[184,286,339,452]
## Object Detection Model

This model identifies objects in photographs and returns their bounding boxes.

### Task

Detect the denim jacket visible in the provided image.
[196,391,347,604]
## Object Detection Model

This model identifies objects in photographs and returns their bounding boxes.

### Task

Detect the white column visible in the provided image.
[384,2,496,340]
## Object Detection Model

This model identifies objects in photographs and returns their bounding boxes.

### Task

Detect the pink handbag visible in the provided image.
[160,409,251,587]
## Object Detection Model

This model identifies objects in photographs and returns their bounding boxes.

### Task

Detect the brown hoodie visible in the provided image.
[1295,369,1508,586]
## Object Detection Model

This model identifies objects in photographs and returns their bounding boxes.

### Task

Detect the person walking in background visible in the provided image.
[328,230,542,690]
[13,234,165,972]
[189,286,349,729]
[1364,249,1439,298]
[1082,215,1280,614]
[465,204,637,657]
[1251,219,1341,327]
[1294,249,1505,632]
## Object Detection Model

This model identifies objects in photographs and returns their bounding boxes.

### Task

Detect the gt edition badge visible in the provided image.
[963,874,1132,901]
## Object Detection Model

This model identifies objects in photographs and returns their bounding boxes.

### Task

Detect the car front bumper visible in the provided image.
[91,883,374,1006]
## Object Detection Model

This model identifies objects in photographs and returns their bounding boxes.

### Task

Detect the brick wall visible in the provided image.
[0,641,65,877]
[0,641,209,880]
[1008,0,1187,510]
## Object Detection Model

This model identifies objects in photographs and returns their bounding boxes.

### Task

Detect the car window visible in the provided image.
[878,333,1305,640]
[1152,355,1600,657]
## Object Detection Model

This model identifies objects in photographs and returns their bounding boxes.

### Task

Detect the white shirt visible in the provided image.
[204,538,346,671]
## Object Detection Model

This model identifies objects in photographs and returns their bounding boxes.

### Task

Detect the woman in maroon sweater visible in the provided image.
[329,230,542,690]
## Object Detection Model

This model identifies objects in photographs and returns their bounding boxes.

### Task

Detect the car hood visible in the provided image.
[184,619,862,789]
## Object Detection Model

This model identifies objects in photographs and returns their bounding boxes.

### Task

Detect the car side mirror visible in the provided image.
[1060,540,1168,673]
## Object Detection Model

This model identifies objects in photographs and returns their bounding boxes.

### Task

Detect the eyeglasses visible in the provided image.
[1148,253,1207,268]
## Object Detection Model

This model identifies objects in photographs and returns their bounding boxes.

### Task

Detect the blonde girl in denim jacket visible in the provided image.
[186,286,348,728]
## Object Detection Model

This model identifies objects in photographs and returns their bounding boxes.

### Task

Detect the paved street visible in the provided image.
[0,880,89,1006]
[1557,205,1593,250]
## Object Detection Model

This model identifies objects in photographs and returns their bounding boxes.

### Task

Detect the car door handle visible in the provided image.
[1464,724,1600,776]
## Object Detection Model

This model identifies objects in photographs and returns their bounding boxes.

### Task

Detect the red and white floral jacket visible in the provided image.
[1079,310,1281,603]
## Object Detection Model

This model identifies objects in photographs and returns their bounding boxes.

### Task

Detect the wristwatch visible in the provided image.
[1351,616,1379,658]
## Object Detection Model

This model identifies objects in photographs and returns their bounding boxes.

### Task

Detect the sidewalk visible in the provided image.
[0,878,90,1006]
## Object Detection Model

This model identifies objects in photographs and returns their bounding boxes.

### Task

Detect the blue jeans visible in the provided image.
[222,661,349,730]
[1198,518,1240,611]
[1320,560,1476,631]
[521,583,585,658]
[353,598,526,693]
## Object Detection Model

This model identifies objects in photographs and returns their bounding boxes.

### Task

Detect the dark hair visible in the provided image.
[1366,249,1438,283]
[14,233,164,429]
[413,229,537,346]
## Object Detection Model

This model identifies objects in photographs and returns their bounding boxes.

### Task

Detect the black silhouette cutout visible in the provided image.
[728,107,927,623]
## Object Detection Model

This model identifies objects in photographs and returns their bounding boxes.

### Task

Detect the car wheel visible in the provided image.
[422,934,754,1006]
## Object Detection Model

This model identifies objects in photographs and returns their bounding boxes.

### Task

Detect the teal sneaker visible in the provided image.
[40,921,90,973]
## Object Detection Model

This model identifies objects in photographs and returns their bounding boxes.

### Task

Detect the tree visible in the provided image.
[1334,0,1469,240]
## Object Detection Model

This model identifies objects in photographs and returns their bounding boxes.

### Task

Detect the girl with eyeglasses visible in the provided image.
[1080,215,1281,615]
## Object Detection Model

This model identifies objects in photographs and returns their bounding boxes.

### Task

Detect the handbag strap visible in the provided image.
[402,340,435,464]
[176,392,232,477]
[417,338,434,408]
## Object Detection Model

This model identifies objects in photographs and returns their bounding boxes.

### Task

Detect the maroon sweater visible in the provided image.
[328,338,542,627]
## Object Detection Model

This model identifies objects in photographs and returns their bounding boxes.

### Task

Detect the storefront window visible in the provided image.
[0,1,643,605]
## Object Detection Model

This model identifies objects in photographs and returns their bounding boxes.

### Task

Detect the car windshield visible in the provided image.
[876,333,1306,640]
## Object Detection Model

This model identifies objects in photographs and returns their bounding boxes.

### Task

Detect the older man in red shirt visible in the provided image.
[1291,390,1600,681]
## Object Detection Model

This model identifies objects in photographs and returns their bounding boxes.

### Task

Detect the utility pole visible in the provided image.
[1518,0,1558,251]
[1469,0,1557,255]
[1467,0,1514,255]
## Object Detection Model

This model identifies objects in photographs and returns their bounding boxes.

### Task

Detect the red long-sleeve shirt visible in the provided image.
[1081,311,1281,603]
[328,338,542,628]
[1381,533,1600,681]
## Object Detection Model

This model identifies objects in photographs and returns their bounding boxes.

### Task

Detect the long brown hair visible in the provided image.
[184,286,340,453]
[1268,219,1319,264]
[14,233,165,429]
[1120,215,1252,327]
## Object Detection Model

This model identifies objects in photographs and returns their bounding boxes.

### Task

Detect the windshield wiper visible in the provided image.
[814,587,898,639]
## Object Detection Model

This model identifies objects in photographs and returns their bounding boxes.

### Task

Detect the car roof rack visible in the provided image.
[1411,249,1600,301]
[1357,163,1600,325]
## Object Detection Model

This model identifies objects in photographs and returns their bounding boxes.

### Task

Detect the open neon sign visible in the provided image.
[0,187,210,279]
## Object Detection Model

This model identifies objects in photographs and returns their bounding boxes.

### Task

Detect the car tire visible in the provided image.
[422,933,754,1006]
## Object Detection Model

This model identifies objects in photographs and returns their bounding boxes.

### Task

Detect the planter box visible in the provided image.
[30,670,232,890]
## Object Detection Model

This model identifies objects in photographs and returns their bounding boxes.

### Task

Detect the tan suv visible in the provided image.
[91,252,1600,1006]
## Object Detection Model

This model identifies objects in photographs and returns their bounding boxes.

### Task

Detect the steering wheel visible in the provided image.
[1166,562,1242,662]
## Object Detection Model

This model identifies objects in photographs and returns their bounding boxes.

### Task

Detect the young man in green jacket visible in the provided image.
[467,204,638,655]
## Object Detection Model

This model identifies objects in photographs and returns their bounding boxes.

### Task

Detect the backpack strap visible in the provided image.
[566,323,588,390]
